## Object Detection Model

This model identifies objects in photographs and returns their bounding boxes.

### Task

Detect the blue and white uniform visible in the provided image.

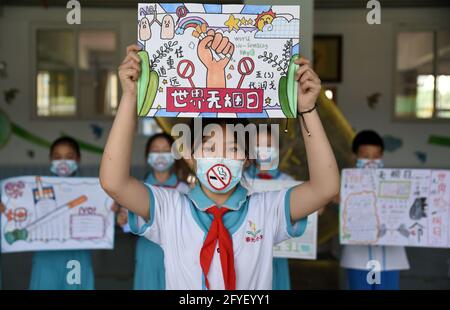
[133,173,189,290]
[245,165,294,290]
[29,174,94,290]
[129,183,307,290]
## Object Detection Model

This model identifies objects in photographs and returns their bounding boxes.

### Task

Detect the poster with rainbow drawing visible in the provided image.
[1,176,115,253]
[340,169,450,248]
[136,3,300,118]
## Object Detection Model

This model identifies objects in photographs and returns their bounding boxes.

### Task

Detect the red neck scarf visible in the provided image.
[256,172,273,180]
[199,206,236,290]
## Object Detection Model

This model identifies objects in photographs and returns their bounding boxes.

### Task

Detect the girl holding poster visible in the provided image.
[99,44,339,289]
[340,130,410,290]
[29,137,95,290]
[117,133,189,290]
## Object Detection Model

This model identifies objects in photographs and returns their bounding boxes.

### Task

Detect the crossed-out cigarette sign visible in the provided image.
[207,164,231,191]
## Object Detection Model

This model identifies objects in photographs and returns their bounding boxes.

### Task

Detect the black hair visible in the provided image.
[352,130,384,154]
[189,118,251,158]
[50,136,81,158]
[145,132,175,158]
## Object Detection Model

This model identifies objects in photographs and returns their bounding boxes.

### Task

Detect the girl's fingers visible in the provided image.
[295,58,320,81]
[129,61,141,72]
[295,64,310,81]
[122,52,141,65]
[120,68,139,81]
[120,60,141,73]
[300,80,318,93]
[300,69,321,85]
[300,70,313,84]
[294,57,310,66]
[126,44,141,55]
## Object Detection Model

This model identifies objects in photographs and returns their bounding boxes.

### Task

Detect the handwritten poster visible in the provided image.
[247,179,317,259]
[340,169,450,248]
[136,3,300,118]
[1,176,115,253]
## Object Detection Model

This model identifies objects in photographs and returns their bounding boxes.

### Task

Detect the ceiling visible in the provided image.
[2,0,450,9]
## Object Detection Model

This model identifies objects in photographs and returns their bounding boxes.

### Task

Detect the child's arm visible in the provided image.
[100,44,150,220]
[289,58,340,222]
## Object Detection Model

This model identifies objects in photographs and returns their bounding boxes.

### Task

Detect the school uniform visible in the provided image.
[30,250,94,290]
[128,182,308,290]
[245,165,294,290]
[133,173,189,290]
[29,173,94,290]
[340,245,409,290]
[340,161,409,290]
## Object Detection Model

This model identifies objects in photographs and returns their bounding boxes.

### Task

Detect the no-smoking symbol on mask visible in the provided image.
[207,164,231,191]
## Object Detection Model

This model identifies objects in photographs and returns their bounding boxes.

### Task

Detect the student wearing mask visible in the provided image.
[340,130,410,290]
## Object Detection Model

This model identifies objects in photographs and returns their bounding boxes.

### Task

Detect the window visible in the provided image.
[35,27,119,118]
[395,30,450,120]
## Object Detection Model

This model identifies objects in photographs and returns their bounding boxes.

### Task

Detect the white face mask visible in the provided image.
[147,152,174,172]
[50,160,78,177]
[355,158,384,169]
[195,157,244,194]
[255,146,279,170]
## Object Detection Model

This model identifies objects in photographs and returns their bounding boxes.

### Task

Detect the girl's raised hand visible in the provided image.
[118,44,142,98]
[294,58,321,111]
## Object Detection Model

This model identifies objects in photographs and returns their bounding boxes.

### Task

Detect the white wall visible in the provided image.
[0,7,146,166]
[315,8,450,169]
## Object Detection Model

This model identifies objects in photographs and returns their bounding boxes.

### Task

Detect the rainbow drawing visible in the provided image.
[175,16,208,35]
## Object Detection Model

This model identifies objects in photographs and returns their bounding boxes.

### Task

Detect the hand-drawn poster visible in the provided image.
[340,169,450,248]
[247,179,317,259]
[136,3,300,118]
[1,176,115,253]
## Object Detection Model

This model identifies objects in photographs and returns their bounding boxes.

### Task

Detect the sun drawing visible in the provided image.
[254,9,276,31]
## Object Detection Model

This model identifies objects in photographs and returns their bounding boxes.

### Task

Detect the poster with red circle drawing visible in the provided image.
[136,3,300,118]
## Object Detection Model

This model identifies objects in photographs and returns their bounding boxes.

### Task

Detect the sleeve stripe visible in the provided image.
[128,185,156,235]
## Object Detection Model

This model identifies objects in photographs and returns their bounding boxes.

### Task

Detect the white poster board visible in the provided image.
[246,179,317,259]
[136,3,300,118]
[340,169,450,248]
[1,176,115,253]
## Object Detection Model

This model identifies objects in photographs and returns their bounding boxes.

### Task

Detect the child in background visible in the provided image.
[29,136,95,290]
[340,130,410,290]
[100,44,339,289]
[117,133,189,290]
[245,126,294,290]
[245,126,293,181]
